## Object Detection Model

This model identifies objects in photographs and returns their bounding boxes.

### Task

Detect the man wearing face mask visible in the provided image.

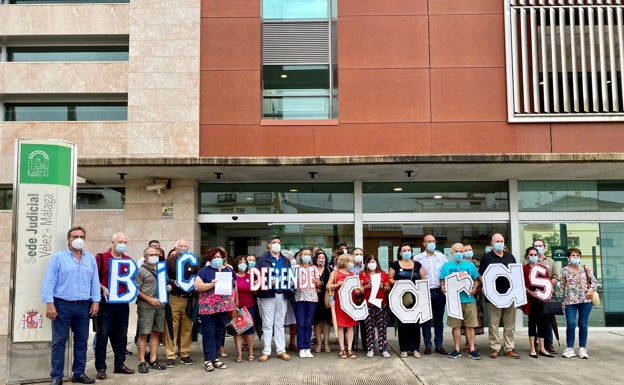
[414,234,449,355]
[532,239,559,354]
[136,247,169,373]
[41,226,100,385]
[478,233,520,359]
[256,235,292,362]
[94,232,136,379]
[439,243,481,360]
[164,239,198,367]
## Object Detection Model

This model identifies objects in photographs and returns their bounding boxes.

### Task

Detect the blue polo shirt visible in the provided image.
[439,260,479,304]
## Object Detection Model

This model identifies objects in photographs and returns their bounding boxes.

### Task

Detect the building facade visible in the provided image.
[1,0,624,340]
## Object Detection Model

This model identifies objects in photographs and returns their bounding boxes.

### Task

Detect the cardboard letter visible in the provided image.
[156,261,168,303]
[529,264,553,301]
[444,272,475,320]
[481,263,527,307]
[338,275,368,321]
[388,279,432,324]
[108,259,138,303]
[176,252,198,292]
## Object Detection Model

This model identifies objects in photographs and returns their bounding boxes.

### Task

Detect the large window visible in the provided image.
[505,1,624,121]
[518,180,624,212]
[261,0,337,119]
[362,182,509,213]
[7,0,129,3]
[199,183,353,214]
[7,46,128,62]
[4,102,127,121]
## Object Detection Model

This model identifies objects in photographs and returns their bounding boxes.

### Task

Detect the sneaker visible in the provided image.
[299,350,307,358]
[366,351,374,358]
[448,350,461,359]
[165,359,175,368]
[562,347,576,358]
[382,351,391,358]
[469,351,481,360]
[180,356,194,365]
[305,349,314,358]
[579,347,589,359]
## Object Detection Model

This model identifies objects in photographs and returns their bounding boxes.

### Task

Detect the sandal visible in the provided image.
[325,345,331,353]
[339,349,347,359]
[204,361,214,372]
[138,362,149,374]
[400,352,408,358]
[149,360,166,370]
[236,356,243,363]
[314,345,322,353]
[248,354,255,362]
[413,351,422,358]
[348,350,356,359]
[212,359,227,369]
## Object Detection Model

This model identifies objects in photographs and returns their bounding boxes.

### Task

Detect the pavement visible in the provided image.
[3,327,623,385]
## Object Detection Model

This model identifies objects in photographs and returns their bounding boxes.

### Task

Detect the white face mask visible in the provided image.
[354,255,363,264]
[367,262,377,271]
[148,256,159,265]
[71,237,84,250]
[271,243,281,253]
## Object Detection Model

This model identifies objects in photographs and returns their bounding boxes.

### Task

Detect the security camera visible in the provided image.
[232,216,238,221]
[146,183,166,194]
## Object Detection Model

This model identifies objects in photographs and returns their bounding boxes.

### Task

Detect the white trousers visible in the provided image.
[258,294,288,355]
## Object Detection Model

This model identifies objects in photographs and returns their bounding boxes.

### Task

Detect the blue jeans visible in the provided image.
[421,288,446,349]
[200,312,228,362]
[95,301,129,371]
[51,298,91,379]
[294,301,316,350]
[565,302,592,348]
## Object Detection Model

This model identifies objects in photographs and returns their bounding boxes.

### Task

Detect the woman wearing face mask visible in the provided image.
[326,253,359,359]
[293,248,320,358]
[312,250,332,353]
[560,248,598,359]
[233,255,255,363]
[389,242,426,358]
[194,247,237,372]
[357,255,391,358]
[521,247,553,358]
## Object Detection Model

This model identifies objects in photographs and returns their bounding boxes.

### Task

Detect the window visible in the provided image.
[4,102,127,121]
[199,183,353,214]
[0,188,12,210]
[505,1,624,121]
[362,182,509,213]
[77,187,125,209]
[7,46,128,62]
[261,0,337,119]
[518,180,624,212]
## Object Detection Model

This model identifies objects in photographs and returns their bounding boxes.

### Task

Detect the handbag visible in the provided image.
[228,307,254,335]
[584,266,600,306]
[541,296,564,316]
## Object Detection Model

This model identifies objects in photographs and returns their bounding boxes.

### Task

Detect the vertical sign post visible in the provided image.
[8,139,76,383]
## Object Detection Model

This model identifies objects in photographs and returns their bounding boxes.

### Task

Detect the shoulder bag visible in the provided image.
[584,266,600,306]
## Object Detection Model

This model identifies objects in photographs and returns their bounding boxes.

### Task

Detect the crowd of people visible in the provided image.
[41,228,599,384]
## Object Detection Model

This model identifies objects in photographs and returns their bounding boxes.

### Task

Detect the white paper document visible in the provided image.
[215,272,233,295]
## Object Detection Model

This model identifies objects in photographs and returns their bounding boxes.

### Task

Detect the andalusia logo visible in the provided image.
[27,150,49,178]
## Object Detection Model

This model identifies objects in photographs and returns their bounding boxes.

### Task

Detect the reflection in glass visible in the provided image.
[199,183,353,214]
[362,182,508,213]
[4,103,127,121]
[77,188,125,209]
[8,47,129,62]
[518,180,624,212]
[262,0,329,20]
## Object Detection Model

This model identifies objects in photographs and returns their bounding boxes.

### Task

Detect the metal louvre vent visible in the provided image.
[506,0,624,122]
[263,21,330,64]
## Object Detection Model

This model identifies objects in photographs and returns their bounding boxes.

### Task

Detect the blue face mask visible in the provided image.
[238,263,247,272]
[494,243,504,252]
[464,251,474,259]
[347,262,355,271]
[115,243,127,254]
[453,253,464,262]
[535,246,544,255]
[248,261,256,268]
[528,256,538,264]
[301,255,312,264]
[212,258,224,268]
[570,257,581,265]
[401,251,412,260]
[426,243,436,252]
